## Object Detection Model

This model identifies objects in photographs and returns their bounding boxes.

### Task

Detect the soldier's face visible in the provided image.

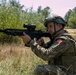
[47,22,61,34]
[47,22,55,34]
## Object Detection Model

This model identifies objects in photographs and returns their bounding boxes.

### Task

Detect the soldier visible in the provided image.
[20,15,76,75]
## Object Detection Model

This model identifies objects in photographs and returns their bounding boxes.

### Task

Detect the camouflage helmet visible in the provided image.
[44,15,67,27]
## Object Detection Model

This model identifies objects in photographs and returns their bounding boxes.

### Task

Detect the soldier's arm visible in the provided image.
[29,38,74,61]
[39,41,52,48]
[36,38,52,48]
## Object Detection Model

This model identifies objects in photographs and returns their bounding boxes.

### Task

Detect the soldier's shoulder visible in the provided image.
[56,32,75,42]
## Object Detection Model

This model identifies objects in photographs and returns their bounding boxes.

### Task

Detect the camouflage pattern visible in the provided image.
[29,31,76,75]
[34,64,66,75]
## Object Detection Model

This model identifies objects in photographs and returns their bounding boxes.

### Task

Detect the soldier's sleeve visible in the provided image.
[40,41,52,48]
[28,37,74,61]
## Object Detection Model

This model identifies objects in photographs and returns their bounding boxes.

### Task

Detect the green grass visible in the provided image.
[0,44,46,75]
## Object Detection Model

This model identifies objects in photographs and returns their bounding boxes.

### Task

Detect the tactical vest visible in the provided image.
[49,33,76,75]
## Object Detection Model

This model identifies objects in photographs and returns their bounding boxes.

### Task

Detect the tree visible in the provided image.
[0,1,51,43]
[37,6,42,13]
[42,7,51,18]
[64,9,72,23]
[64,7,76,28]
[68,11,76,28]
[37,6,51,18]
[9,0,24,9]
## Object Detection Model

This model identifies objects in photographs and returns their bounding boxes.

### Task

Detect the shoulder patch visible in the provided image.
[56,39,63,44]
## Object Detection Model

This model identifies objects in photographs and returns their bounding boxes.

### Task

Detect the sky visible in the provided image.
[19,0,76,17]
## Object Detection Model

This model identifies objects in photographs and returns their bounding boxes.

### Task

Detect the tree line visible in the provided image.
[65,7,76,28]
[0,0,76,43]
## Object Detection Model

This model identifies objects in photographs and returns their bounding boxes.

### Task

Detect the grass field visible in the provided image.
[0,43,46,75]
[66,29,76,39]
[0,29,76,75]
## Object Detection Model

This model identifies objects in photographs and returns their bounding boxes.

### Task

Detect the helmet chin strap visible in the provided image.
[52,22,64,38]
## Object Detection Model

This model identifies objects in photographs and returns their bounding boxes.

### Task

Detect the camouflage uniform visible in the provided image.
[28,31,76,75]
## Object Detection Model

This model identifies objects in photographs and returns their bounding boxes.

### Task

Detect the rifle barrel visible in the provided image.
[0,29,4,32]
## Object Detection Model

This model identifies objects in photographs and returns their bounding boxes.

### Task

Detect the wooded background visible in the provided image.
[0,0,76,43]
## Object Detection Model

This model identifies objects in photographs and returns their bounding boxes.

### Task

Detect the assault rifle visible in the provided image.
[0,24,51,40]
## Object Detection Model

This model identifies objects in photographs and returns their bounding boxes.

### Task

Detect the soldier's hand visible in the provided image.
[20,32,31,44]
[36,38,44,45]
